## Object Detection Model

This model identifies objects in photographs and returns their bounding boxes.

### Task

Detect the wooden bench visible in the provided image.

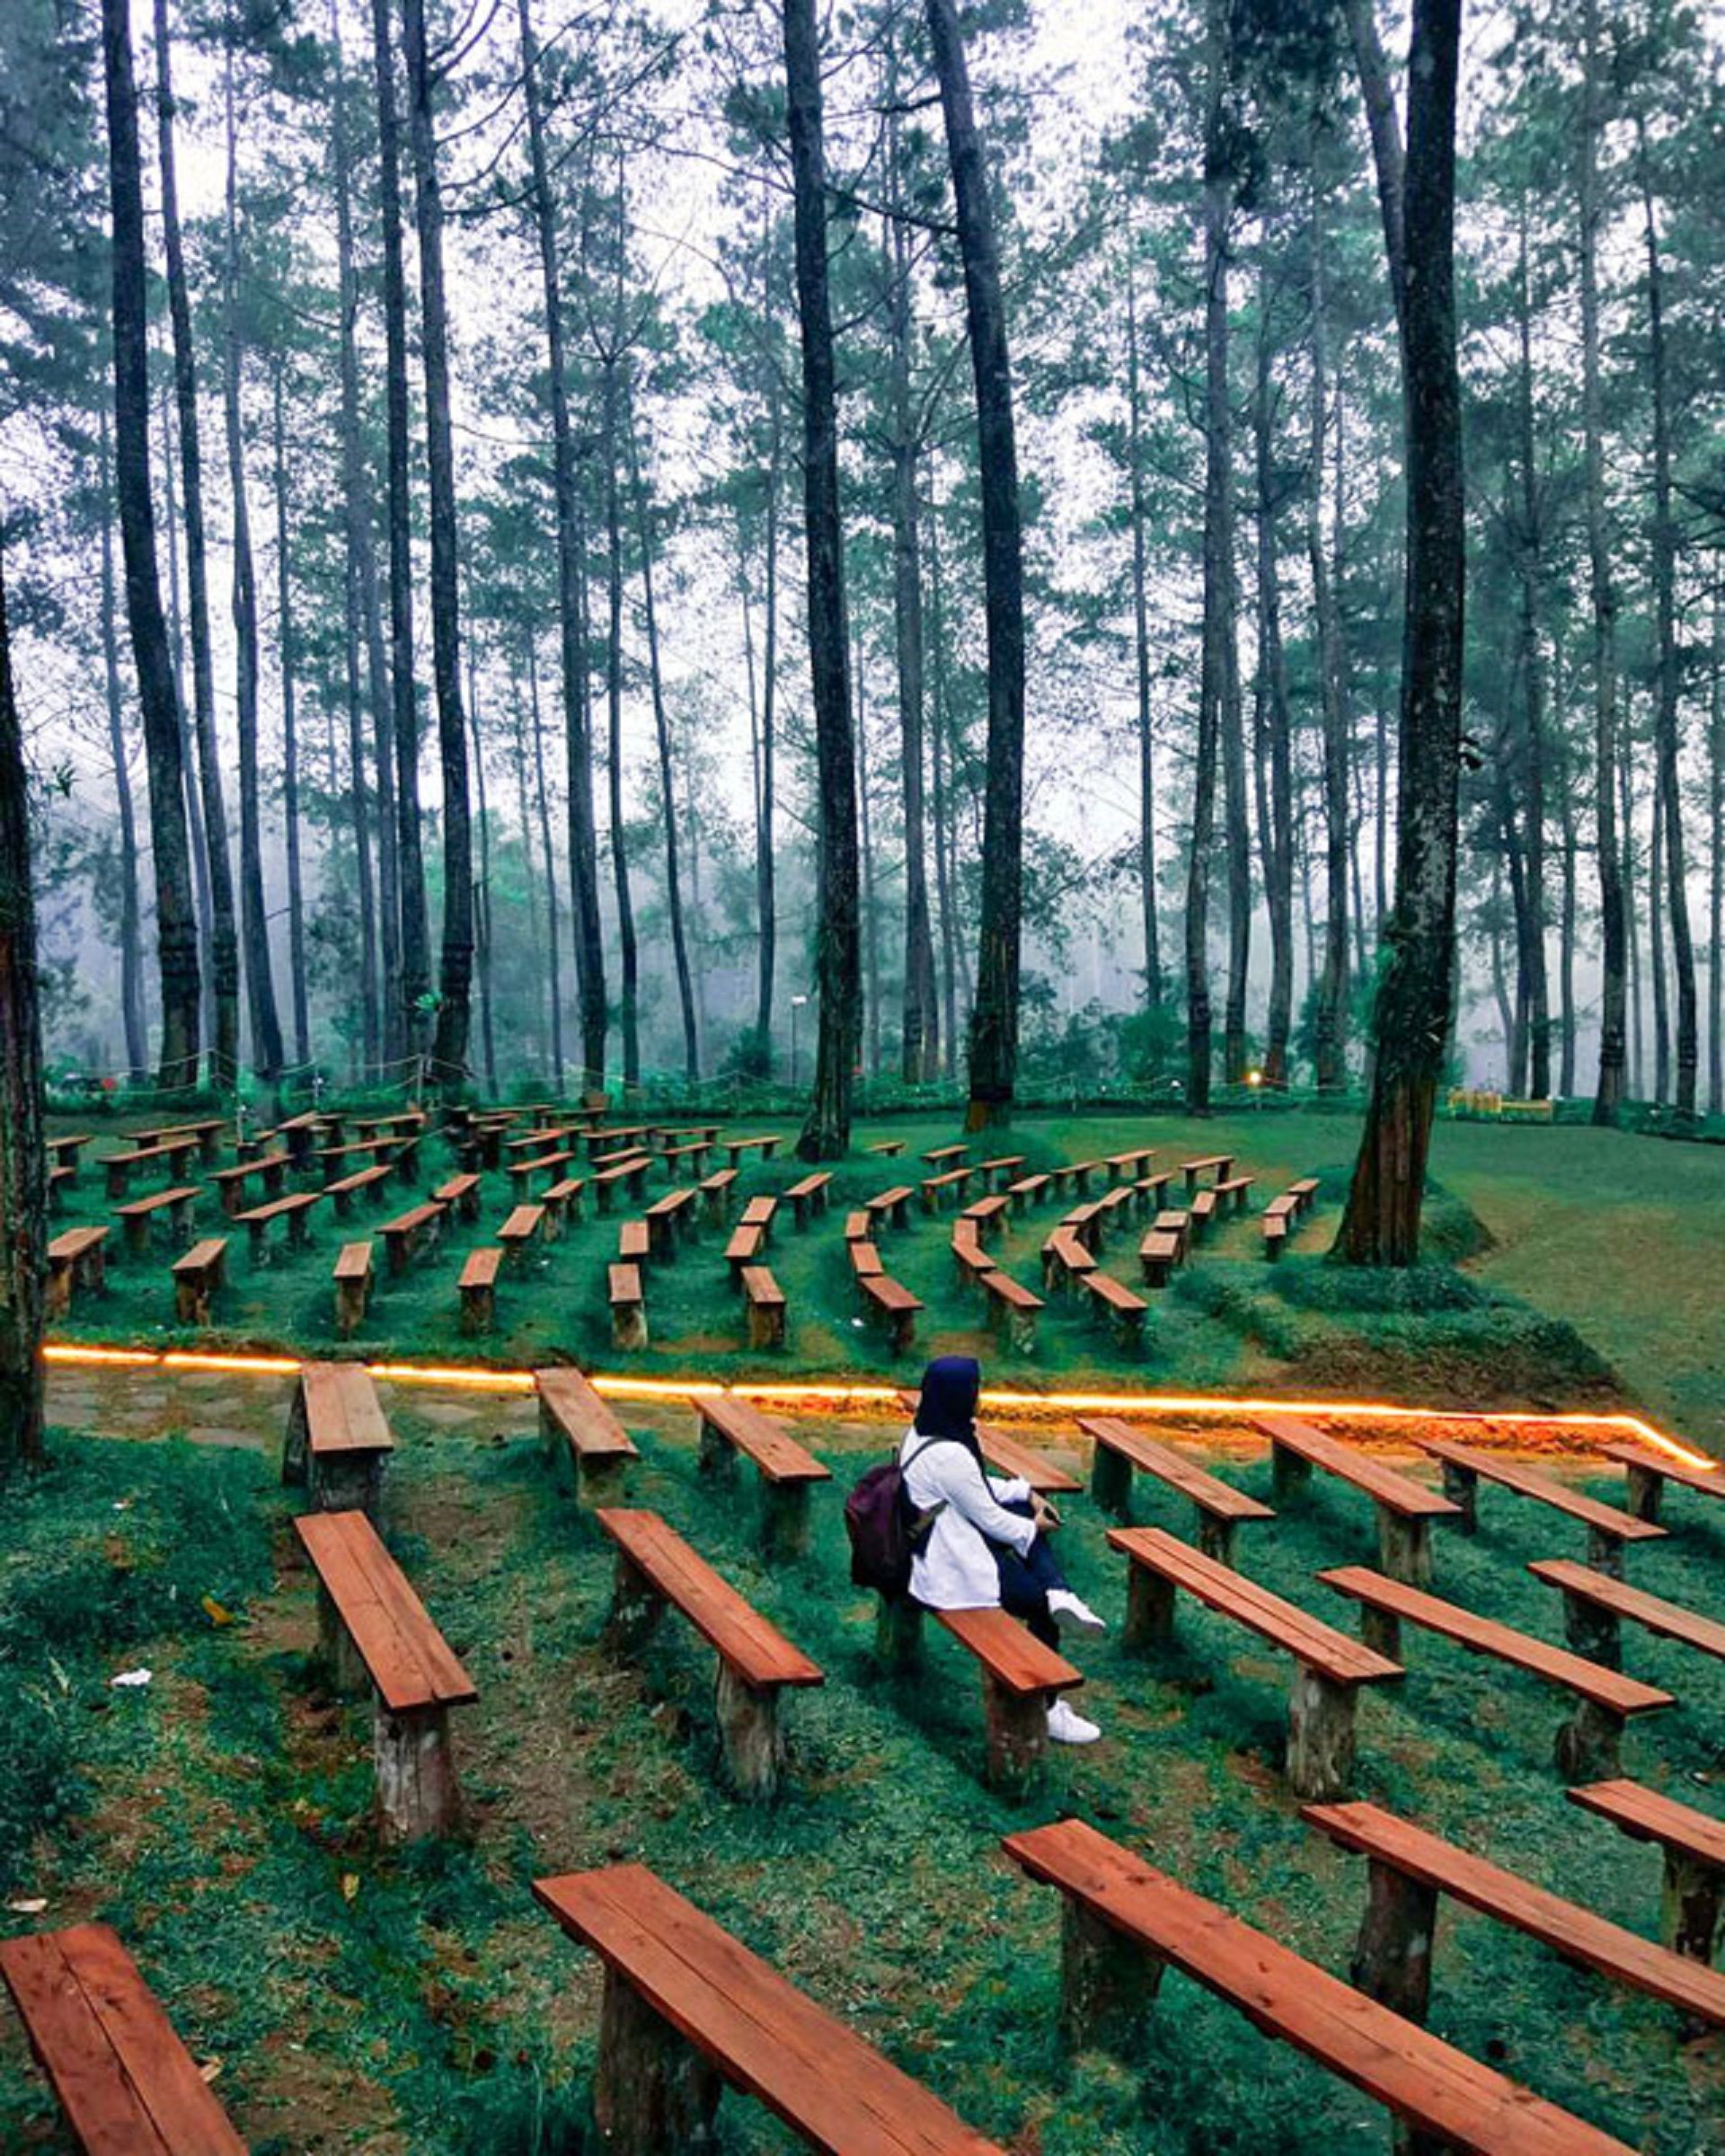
[1570,1778,1725,1966]
[1110,1526,1400,1798]
[47,1132,92,1173]
[458,1245,502,1334]
[960,1192,1010,1243]
[739,1193,777,1241]
[210,1149,288,1215]
[498,1202,546,1268]
[659,1137,712,1180]
[1188,1186,1218,1237]
[1181,1152,1234,1192]
[102,1136,198,1199]
[539,1176,585,1234]
[843,1207,871,1242]
[47,1162,75,1213]
[326,1161,396,1218]
[694,1392,831,1560]
[890,1604,1083,1792]
[533,1862,1009,2152]
[1005,1171,1049,1215]
[1601,1439,1725,1524]
[1418,1436,1666,1574]
[1049,1158,1101,1201]
[536,1364,637,1500]
[1039,1227,1094,1294]
[849,1238,885,1301]
[861,1272,923,1355]
[1082,1418,1274,1564]
[586,1122,652,1158]
[983,1268,1043,1354]
[170,1236,226,1325]
[235,1188,321,1263]
[318,1134,415,1183]
[332,1241,373,1336]
[741,1265,787,1350]
[593,1155,650,1211]
[721,1132,782,1167]
[922,1141,969,1167]
[784,1170,832,1227]
[951,1225,997,1294]
[284,1359,394,1515]
[699,1165,738,1225]
[0,1922,247,2155]
[433,1171,482,1224]
[1150,1206,1190,1259]
[1305,1796,1725,2034]
[919,1164,976,1212]
[724,1221,765,1280]
[113,1183,200,1258]
[1320,1564,1674,1779]
[597,1508,821,1798]
[1213,1173,1254,1213]
[617,1218,650,1265]
[1531,1557,1725,1674]
[866,1135,907,1155]
[980,1152,1024,1190]
[643,1185,698,1258]
[509,1147,573,1199]
[1287,1175,1320,1212]
[864,1184,913,1232]
[1083,1268,1147,1352]
[45,1225,108,1316]
[1137,1227,1183,1287]
[1257,1414,1462,1586]
[1133,1168,1176,1213]
[609,1262,647,1348]
[1000,1818,1637,2156]
[378,1200,443,1276]
[295,1507,475,1838]
[1106,1145,1155,1182]
[1263,1208,1290,1258]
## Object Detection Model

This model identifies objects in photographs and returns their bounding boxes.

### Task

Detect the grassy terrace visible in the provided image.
[43,1106,1725,1449]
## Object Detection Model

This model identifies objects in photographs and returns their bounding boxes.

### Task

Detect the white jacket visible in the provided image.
[898,1427,1035,1610]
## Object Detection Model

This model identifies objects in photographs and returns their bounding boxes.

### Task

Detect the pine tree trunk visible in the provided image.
[886,109,939,1082]
[154,0,233,1088]
[526,635,566,1088]
[1335,0,1464,1265]
[601,350,640,1087]
[371,0,429,1074]
[270,367,312,1073]
[1650,745,1669,1104]
[1514,206,1551,1098]
[783,0,861,1157]
[927,0,1025,1130]
[756,380,781,1062]
[101,411,148,1079]
[332,0,395,1075]
[1623,737,1643,1097]
[857,644,882,1077]
[1581,0,1626,1120]
[629,418,699,1080]
[468,654,498,1094]
[1252,285,1294,1086]
[929,508,960,1073]
[222,40,284,1082]
[0,546,46,1469]
[104,0,201,1088]
[1710,592,1723,1116]
[1639,129,1696,1116]
[517,0,605,1091]
[1126,227,1163,1011]
[157,380,212,1048]
[1309,185,1350,1093]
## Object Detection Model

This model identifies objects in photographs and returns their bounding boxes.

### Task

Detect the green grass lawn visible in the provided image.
[4,1392,1723,2152]
[45,1107,1725,1455]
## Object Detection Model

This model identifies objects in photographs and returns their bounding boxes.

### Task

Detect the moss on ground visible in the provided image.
[3,1401,1724,2152]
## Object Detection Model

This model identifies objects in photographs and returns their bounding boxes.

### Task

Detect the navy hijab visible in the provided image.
[913,1355,984,1461]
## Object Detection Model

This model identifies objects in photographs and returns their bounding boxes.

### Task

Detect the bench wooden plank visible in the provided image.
[597,1509,821,1690]
[935,1605,1083,1699]
[0,1922,247,2156]
[1530,1558,1725,1663]
[1259,1415,1460,1520]
[295,1508,476,1712]
[536,1365,637,1474]
[1081,1418,1273,1563]
[694,1393,830,1485]
[1305,1797,1725,2028]
[1419,1437,1666,1556]
[1568,1779,1725,1875]
[534,1863,1006,2155]
[1002,1820,1637,2156]
[1600,1440,1725,1520]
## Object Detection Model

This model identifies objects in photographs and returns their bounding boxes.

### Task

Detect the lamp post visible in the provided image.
[790,994,809,1091]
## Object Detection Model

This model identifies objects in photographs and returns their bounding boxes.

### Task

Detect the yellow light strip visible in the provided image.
[39,1339,1715,1472]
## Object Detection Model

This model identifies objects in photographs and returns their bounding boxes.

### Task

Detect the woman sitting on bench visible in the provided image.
[901,1355,1106,1745]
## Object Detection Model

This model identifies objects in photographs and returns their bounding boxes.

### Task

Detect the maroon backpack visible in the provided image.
[845,1437,947,1597]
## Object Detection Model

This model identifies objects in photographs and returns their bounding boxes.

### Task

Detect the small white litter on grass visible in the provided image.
[110,1666,153,1689]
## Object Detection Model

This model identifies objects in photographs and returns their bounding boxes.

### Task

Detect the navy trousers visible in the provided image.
[991,1498,1070,1649]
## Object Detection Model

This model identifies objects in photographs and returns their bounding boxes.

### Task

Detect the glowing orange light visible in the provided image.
[39,1340,1715,1473]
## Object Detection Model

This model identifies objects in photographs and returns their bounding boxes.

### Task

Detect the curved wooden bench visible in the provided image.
[1082,1418,1272,1563]
[536,1365,636,1500]
[284,1359,393,1516]
[1002,1818,1637,2156]
[1112,1526,1400,1798]
[1305,1796,1725,2032]
[1257,1414,1461,1585]
[1419,1436,1666,1572]
[1570,1778,1725,1966]
[1320,1564,1674,1779]
[694,1392,829,1560]
[597,1508,821,1798]
[0,1923,246,2154]
[457,1245,501,1334]
[171,1236,227,1325]
[295,1507,475,1839]
[534,1862,1006,2151]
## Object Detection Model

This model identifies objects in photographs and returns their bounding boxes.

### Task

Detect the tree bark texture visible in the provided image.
[0,546,46,1470]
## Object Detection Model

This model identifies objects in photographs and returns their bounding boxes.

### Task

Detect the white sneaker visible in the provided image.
[1047,1698,1102,1745]
[1047,1589,1107,1636]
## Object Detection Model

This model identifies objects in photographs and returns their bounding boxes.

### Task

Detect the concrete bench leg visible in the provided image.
[1437,1458,1477,1533]
[1286,1666,1358,1801]
[1005,1305,1037,1356]
[314,1451,383,1521]
[1622,1462,1663,1524]
[1060,1895,1163,2059]
[1662,1851,1724,1965]
[1121,1565,1175,1652]
[759,1479,809,1564]
[613,1301,648,1351]
[316,1586,367,1695]
[1376,1508,1433,1589]
[282,1393,310,1485]
[604,1552,667,1657]
[1555,1698,1625,1780]
[1359,1604,1402,1661]
[1587,1524,1626,1578]
[596,1967,721,2156]
[875,1595,924,1671]
[1090,1442,1134,1520]
[714,1664,785,1800]
[1560,1586,1621,1669]
[1195,1509,1237,1568]
[1270,1442,1311,1505]
[1351,1857,1437,2026]
[980,1671,1047,1796]
[460,1286,493,1336]
[122,1214,151,1259]
[374,1701,460,1840]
